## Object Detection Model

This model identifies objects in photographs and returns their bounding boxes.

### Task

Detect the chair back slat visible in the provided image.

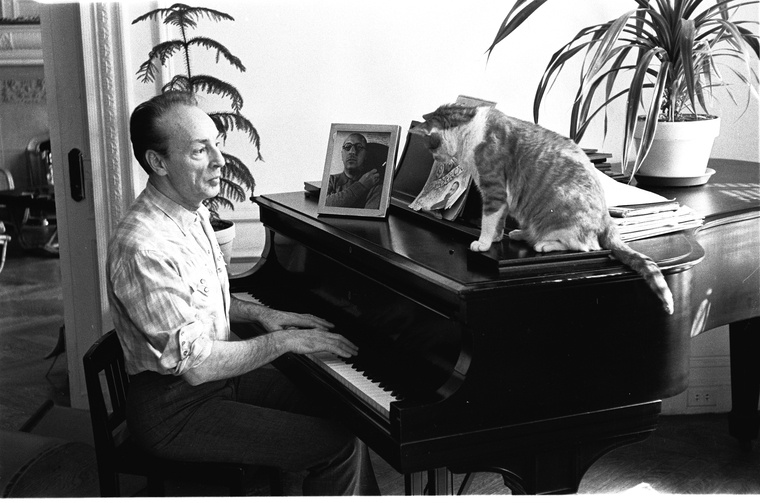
[83,330,131,457]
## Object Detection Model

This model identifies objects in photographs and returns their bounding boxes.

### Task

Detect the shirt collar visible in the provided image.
[145,181,210,235]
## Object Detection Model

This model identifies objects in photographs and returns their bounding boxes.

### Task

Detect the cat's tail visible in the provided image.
[599,225,674,315]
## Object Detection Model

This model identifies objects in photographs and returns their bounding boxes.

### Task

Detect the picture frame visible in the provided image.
[317,123,401,218]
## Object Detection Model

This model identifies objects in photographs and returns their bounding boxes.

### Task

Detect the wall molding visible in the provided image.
[0,24,42,65]
[0,76,44,102]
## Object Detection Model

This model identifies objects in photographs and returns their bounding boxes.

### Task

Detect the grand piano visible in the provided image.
[230,131,758,495]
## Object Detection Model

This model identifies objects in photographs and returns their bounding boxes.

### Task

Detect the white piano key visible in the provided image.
[307,352,395,419]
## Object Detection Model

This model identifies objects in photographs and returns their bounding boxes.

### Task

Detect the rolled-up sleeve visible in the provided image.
[160,320,214,375]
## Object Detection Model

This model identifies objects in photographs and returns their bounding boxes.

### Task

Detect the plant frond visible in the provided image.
[218,178,246,204]
[583,11,636,87]
[486,0,550,58]
[622,47,665,172]
[202,195,233,220]
[627,61,670,181]
[187,37,246,72]
[136,41,186,83]
[161,75,192,93]
[677,19,698,111]
[189,76,244,112]
[222,152,256,195]
[210,112,264,161]
[163,4,234,29]
[682,0,706,19]
[132,6,176,25]
[489,0,759,173]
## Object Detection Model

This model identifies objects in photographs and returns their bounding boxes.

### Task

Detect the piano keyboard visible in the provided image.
[307,352,396,420]
[231,291,397,419]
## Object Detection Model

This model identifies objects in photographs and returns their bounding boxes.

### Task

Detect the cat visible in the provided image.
[409,104,674,315]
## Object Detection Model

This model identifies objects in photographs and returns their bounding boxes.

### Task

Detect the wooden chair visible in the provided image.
[0,168,28,235]
[83,330,281,496]
[0,222,9,275]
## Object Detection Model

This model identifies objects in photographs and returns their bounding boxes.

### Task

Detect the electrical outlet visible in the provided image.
[688,387,718,408]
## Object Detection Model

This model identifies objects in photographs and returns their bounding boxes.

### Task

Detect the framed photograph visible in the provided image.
[318,123,401,218]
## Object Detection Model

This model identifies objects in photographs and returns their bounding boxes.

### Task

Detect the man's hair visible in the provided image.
[129,91,199,174]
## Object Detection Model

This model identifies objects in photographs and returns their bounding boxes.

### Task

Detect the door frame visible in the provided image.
[40,1,136,408]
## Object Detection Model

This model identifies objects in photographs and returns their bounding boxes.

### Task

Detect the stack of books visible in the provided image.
[584,149,628,182]
[582,149,704,240]
[609,199,704,241]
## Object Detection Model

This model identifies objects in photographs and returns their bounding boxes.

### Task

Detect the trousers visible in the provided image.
[126,365,380,495]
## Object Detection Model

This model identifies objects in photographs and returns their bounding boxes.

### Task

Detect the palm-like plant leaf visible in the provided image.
[187,37,246,72]
[211,112,263,161]
[133,3,234,28]
[221,153,256,195]
[136,40,186,83]
[133,3,263,220]
[489,0,759,180]
[486,0,550,57]
[188,75,244,112]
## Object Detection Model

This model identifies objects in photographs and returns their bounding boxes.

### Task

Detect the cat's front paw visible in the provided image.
[470,240,492,252]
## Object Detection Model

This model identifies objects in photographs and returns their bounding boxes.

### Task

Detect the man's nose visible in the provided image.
[210,145,225,167]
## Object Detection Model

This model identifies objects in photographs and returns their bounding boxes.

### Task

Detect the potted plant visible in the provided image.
[487,0,759,184]
[133,3,262,264]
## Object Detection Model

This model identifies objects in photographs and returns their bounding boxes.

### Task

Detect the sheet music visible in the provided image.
[593,168,668,207]
[408,160,470,218]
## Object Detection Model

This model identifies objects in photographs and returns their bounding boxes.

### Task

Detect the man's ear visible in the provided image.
[145,150,167,176]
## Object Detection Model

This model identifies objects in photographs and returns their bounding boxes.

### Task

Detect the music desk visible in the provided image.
[639,158,759,449]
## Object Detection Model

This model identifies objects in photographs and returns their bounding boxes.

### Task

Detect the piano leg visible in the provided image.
[427,468,452,495]
[404,473,424,496]
[728,317,760,451]
[404,468,452,495]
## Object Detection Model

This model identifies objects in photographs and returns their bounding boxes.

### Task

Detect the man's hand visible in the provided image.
[279,328,358,359]
[359,169,380,189]
[258,308,334,332]
[259,308,356,358]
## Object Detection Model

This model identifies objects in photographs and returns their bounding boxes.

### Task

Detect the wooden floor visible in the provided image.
[1,239,758,496]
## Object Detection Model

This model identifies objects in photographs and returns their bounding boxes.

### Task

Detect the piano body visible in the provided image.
[231,132,707,495]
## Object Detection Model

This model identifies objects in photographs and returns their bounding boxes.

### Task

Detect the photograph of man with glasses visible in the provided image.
[325,132,386,209]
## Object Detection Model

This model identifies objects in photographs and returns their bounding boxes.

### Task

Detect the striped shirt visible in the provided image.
[106,182,230,376]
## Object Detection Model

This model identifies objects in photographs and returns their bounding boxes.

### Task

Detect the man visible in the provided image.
[325,133,381,208]
[106,91,380,495]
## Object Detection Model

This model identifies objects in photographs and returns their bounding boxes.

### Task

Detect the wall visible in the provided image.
[121,0,759,267]
[117,0,759,415]
[0,64,47,188]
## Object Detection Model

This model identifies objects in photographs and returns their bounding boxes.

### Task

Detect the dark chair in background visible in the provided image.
[25,134,53,189]
[83,330,281,496]
[0,222,9,275]
[0,168,27,234]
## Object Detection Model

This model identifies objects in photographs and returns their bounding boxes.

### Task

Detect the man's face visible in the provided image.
[155,105,224,210]
[341,134,367,178]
